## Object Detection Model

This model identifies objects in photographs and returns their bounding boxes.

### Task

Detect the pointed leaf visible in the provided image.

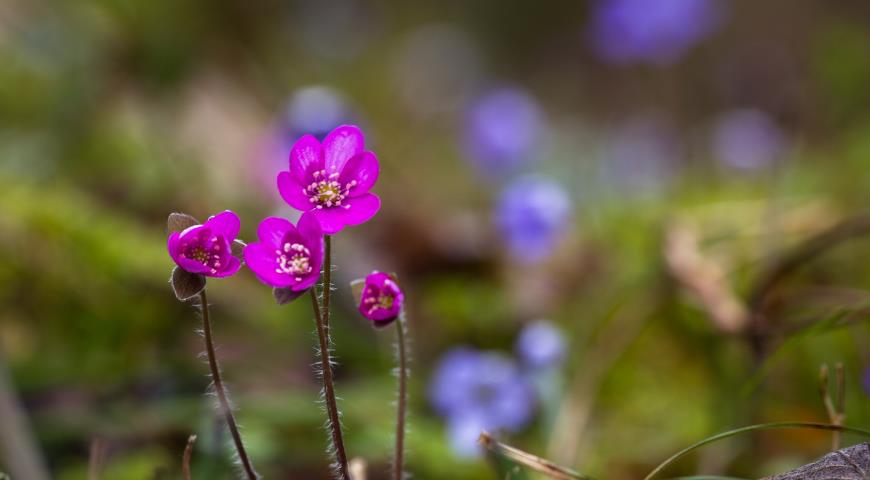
[274,287,305,305]
[350,278,365,305]
[232,239,246,261]
[168,213,200,233]
[171,267,206,301]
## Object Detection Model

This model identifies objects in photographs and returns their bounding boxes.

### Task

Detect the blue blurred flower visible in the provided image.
[253,86,353,195]
[429,348,536,457]
[283,86,352,141]
[711,109,786,171]
[515,320,567,368]
[588,0,725,65]
[495,176,571,264]
[463,87,544,176]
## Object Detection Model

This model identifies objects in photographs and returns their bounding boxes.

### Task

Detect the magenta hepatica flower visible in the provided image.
[277,125,380,234]
[429,348,535,457]
[167,211,242,277]
[243,213,324,292]
[357,271,404,326]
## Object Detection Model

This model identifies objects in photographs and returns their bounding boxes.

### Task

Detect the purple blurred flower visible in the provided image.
[463,87,544,175]
[712,109,786,171]
[601,116,679,194]
[167,211,242,277]
[284,86,352,141]
[277,125,381,234]
[244,213,323,291]
[516,320,567,368]
[495,176,571,264]
[358,271,404,325]
[588,0,724,65]
[429,348,535,457]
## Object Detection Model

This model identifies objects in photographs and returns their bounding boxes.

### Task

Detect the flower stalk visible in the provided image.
[310,260,350,479]
[198,290,258,480]
[393,312,409,480]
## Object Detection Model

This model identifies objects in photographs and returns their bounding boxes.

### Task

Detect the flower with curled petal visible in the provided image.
[167,211,242,278]
[243,213,324,295]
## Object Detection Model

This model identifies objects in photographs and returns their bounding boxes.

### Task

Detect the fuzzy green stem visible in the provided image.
[393,312,409,480]
[198,289,258,480]
[310,287,350,480]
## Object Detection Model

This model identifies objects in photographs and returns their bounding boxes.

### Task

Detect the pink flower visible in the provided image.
[167,211,242,277]
[358,271,404,325]
[243,213,324,291]
[277,125,381,234]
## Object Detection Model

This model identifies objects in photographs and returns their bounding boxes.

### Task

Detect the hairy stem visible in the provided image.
[322,235,333,327]
[309,288,350,480]
[198,289,258,480]
[393,312,409,480]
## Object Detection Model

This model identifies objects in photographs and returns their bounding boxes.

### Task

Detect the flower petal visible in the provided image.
[212,255,242,278]
[289,134,323,183]
[309,194,381,234]
[256,217,295,248]
[278,171,315,212]
[322,125,365,173]
[340,193,381,226]
[204,211,240,240]
[167,232,183,265]
[340,151,379,196]
[244,242,292,288]
[297,211,323,241]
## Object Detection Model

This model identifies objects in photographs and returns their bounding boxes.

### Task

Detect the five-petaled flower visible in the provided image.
[167,211,242,277]
[358,271,404,325]
[244,213,324,292]
[277,125,381,234]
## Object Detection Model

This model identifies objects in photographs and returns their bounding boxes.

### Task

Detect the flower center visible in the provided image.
[305,169,357,209]
[363,289,395,315]
[275,242,312,281]
[180,234,224,274]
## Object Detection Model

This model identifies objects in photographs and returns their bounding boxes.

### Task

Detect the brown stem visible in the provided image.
[393,313,409,480]
[309,289,350,480]
[322,235,333,327]
[746,214,870,362]
[182,434,197,480]
[479,431,594,480]
[198,290,258,479]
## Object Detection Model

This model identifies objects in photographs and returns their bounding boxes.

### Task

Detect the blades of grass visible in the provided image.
[740,309,851,397]
[644,422,870,480]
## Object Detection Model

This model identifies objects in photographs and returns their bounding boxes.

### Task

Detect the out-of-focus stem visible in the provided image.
[182,434,197,480]
[198,289,258,480]
[479,432,594,480]
[309,288,350,480]
[0,351,50,480]
[393,312,409,480]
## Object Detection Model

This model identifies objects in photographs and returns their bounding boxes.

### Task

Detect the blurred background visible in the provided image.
[2,0,870,478]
